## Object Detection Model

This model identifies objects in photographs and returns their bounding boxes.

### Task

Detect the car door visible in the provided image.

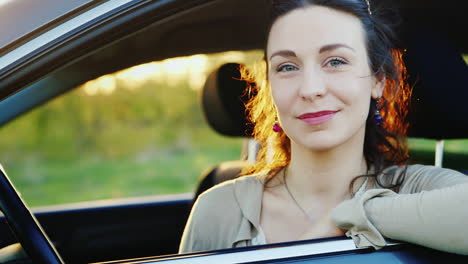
[93,237,468,263]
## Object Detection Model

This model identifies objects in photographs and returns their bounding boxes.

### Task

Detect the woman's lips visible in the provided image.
[298,111,338,125]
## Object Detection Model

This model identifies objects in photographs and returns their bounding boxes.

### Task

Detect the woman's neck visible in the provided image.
[286,137,368,203]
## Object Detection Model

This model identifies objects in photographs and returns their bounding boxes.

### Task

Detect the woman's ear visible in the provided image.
[371,75,385,99]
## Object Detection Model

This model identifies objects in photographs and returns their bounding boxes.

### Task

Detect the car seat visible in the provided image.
[194,63,256,199]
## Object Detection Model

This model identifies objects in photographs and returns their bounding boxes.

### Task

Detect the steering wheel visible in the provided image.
[0,165,64,264]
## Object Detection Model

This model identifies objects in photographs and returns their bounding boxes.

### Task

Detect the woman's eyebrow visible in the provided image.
[269,50,297,61]
[319,43,355,53]
[269,44,355,60]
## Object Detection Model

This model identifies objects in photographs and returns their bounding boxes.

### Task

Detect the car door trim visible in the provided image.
[99,239,401,264]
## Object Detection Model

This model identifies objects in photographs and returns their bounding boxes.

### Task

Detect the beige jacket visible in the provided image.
[179,165,468,255]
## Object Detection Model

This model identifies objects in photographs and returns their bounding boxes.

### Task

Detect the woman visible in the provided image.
[179,0,468,254]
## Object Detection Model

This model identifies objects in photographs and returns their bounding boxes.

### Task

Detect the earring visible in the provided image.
[273,120,282,132]
[373,101,383,125]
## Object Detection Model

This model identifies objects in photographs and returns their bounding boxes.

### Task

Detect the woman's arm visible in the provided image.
[333,165,468,255]
[366,182,468,255]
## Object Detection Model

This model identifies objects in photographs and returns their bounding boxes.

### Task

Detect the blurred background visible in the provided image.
[0,50,466,207]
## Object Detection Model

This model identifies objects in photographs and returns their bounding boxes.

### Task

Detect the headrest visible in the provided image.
[201,63,251,137]
[405,31,468,139]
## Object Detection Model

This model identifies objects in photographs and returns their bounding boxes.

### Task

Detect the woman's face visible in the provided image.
[267,5,384,152]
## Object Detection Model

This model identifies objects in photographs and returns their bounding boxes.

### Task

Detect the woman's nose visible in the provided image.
[299,68,326,100]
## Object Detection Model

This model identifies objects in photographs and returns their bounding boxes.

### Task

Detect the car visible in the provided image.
[0,0,467,263]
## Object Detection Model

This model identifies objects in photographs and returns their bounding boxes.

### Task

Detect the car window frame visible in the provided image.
[98,237,404,264]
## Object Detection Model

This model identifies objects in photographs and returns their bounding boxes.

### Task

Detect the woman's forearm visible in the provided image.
[365,182,468,255]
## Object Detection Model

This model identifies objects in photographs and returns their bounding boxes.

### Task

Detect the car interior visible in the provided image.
[0,0,467,263]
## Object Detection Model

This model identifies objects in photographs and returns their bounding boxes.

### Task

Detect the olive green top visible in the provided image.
[179,164,468,255]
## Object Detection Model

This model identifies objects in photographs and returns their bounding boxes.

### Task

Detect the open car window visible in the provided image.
[0,50,262,207]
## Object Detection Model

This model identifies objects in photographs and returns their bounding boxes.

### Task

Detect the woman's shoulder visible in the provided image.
[197,173,264,202]
[383,164,468,193]
[193,173,264,217]
[183,173,264,250]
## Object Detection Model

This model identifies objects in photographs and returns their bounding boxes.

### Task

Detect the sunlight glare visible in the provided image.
[80,51,261,96]
[83,82,98,96]
[221,51,246,63]
[83,75,116,95]
[163,57,188,76]
[188,55,209,90]
[99,76,116,95]
[116,63,162,90]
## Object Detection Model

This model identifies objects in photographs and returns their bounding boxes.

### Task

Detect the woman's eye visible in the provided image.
[326,58,347,68]
[276,64,298,72]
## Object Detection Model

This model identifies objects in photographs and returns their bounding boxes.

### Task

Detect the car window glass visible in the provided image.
[0,50,263,207]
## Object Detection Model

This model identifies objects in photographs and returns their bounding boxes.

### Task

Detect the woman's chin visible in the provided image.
[288,124,366,153]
